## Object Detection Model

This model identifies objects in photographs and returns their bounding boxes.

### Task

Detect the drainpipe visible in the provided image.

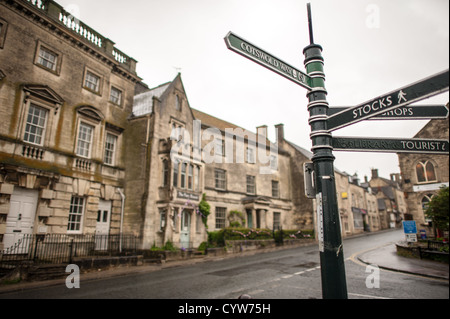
[117,188,125,252]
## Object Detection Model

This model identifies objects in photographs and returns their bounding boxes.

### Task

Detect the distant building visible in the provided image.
[0,0,140,250]
[369,169,407,229]
[398,119,449,237]
[335,171,380,237]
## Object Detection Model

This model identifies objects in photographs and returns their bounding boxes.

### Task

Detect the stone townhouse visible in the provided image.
[124,74,207,249]
[370,169,408,229]
[398,119,449,237]
[0,0,140,250]
[335,171,380,237]
[126,73,312,249]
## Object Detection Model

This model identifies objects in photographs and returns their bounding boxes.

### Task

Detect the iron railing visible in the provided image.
[0,234,141,268]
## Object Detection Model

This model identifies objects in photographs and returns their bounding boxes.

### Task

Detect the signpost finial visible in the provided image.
[307,3,314,45]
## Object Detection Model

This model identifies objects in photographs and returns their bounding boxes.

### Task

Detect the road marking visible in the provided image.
[295,271,305,275]
[348,292,392,300]
[282,275,293,279]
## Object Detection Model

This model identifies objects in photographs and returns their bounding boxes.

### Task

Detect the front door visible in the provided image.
[180,210,191,249]
[95,200,112,250]
[4,188,38,253]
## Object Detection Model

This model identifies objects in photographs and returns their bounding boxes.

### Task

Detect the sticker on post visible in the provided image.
[316,192,324,252]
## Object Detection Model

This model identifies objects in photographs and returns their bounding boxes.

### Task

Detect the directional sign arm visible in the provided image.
[332,136,449,154]
[327,70,449,131]
[225,32,312,90]
[328,104,449,120]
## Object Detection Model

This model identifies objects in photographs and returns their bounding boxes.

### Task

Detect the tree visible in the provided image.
[425,186,449,232]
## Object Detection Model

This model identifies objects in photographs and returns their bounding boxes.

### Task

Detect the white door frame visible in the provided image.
[4,188,39,253]
[95,200,112,250]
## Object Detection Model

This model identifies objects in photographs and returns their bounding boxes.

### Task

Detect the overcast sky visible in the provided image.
[57,0,449,180]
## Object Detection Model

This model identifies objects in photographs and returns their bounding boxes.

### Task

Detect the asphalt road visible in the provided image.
[0,229,448,300]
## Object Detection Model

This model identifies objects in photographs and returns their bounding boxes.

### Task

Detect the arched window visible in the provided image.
[421,194,434,222]
[416,160,437,183]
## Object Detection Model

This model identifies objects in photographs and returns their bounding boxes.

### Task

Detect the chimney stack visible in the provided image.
[275,124,285,143]
[371,169,379,179]
[257,125,268,138]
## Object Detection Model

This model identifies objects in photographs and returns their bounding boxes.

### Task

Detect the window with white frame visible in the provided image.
[215,207,226,229]
[416,160,437,183]
[272,180,279,198]
[110,86,122,105]
[37,46,58,71]
[34,41,62,75]
[173,160,179,188]
[104,133,117,165]
[246,175,256,194]
[162,159,169,187]
[24,104,48,146]
[273,212,281,230]
[84,70,101,93]
[159,208,166,231]
[215,169,226,190]
[76,122,94,158]
[67,196,85,233]
[181,163,187,189]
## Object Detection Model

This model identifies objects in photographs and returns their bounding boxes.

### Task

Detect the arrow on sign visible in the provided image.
[225,32,312,91]
[332,136,449,155]
[328,104,449,120]
[327,70,449,131]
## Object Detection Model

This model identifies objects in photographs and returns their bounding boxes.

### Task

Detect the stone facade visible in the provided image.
[125,74,314,249]
[0,0,140,250]
[369,169,408,229]
[397,119,449,236]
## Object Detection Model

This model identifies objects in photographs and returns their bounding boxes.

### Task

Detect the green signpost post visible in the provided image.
[225,3,449,300]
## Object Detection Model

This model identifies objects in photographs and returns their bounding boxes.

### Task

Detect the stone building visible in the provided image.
[397,119,449,237]
[0,0,140,250]
[124,74,206,249]
[335,171,380,237]
[369,169,407,229]
[126,74,313,249]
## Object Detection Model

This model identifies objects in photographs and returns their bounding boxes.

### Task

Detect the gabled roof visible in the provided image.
[192,108,274,146]
[285,140,313,160]
[192,108,242,132]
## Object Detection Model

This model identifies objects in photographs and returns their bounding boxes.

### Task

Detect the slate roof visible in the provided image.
[132,82,171,117]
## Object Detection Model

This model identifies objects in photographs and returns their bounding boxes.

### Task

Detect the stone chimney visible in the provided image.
[371,169,379,179]
[257,125,268,138]
[275,124,285,143]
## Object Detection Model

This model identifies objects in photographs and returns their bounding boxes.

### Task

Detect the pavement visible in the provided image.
[0,241,448,295]
[356,243,449,280]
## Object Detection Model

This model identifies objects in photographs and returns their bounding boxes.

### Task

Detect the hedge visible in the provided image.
[207,228,314,247]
